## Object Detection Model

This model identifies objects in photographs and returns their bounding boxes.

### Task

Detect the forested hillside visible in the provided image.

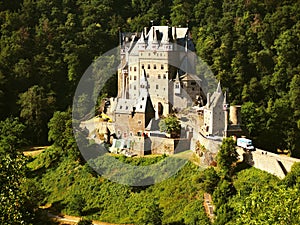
[1,0,299,153]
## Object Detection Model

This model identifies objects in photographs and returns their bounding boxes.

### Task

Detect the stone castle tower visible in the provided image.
[117,26,205,117]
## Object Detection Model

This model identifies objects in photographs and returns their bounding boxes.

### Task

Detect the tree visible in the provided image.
[48,110,79,160]
[18,85,55,144]
[212,180,236,209]
[159,114,181,137]
[183,200,211,225]
[0,117,26,152]
[216,138,238,177]
[201,167,220,194]
[0,118,35,224]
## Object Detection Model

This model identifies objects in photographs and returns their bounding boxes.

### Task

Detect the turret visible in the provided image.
[138,31,147,50]
[151,27,159,50]
[162,27,173,51]
[174,70,181,95]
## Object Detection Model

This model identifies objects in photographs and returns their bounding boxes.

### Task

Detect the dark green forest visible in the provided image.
[1,0,300,224]
[1,0,300,153]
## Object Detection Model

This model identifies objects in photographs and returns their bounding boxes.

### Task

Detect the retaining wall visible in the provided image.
[237,147,300,179]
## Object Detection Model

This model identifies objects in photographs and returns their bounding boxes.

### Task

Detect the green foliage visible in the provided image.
[0,118,39,224]
[213,179,236,209]
[77,219,93,225]
[0,117,26,152]
[200,167,220,194]
[0,149,33,225]
[29,154,210,224]
[217,138,238,177]
[195,0,300,154]
[48,110,79,160]
[18,85,55,144]
[281,162,300,188]
[159,114,181,135]
[183,200,211,225]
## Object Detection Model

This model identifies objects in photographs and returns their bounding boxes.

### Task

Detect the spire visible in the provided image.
[216,81,222,93]
[175,70,180,81]
[185,33,188,53]
[223,91,227,105]
[140,31,145,42]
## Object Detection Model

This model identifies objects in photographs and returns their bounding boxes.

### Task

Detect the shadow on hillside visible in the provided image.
[234,161,251,174]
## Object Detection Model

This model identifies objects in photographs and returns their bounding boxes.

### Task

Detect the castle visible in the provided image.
[98,25,231,155]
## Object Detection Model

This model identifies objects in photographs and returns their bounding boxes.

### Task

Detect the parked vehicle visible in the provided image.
[237,138,255,150]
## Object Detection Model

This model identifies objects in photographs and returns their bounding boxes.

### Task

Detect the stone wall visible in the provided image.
[150,137,190,155]
[237,147,300,179]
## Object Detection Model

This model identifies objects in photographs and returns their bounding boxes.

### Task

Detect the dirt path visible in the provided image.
[48,213,132,225]
[23,146,49,157]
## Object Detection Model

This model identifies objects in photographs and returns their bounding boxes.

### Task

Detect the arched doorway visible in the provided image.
[158,102,163,117]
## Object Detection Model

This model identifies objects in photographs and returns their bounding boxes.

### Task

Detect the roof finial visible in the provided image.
[175,70,180,81]
[216,81,222,93]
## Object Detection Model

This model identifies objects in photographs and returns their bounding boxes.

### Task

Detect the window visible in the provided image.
[142,64,144,69]
[134,76,137,80]
[192,88,195,91]
[154,64,157,69]
[191,81,196,85]
[161,64,164,70]
[158,74,161,79]
[134,85,136,90]
[148,53,151,56]
[119,106,122,109]
[142,97,144,100]
[156,84,159,89]
[126,106,128,110]
[147,73,149,78]
[130,76,132,80]
[138,120,142,124]
[163,74,166,79]
[140,105,143,109]
[175,84,180,88]
[134,67,137,72]
[148,64,150,69]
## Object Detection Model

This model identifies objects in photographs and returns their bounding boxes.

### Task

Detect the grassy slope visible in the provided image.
[28,149,210,224]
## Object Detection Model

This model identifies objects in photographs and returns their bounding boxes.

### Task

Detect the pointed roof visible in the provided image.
[175,70,180,82]
[138,31,146,43]
[216,81,222,93]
